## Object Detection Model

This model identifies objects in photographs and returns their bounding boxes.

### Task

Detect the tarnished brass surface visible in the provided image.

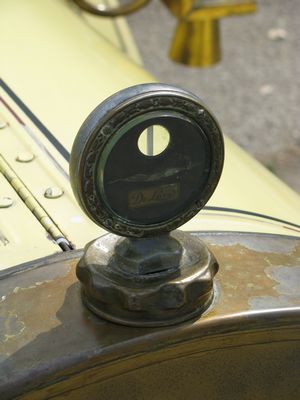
[162,0,256,67]
[77,231,218,326]
[0,232,299,399]
[73,0,152,17]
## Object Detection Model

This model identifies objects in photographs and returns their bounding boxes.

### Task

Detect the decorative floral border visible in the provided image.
[77,93,224,237]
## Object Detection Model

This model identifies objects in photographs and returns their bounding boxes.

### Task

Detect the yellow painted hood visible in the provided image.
[0,0,299,269]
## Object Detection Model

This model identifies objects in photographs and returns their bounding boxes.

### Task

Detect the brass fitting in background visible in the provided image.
[73,0,256,67]
[161,0,256,67]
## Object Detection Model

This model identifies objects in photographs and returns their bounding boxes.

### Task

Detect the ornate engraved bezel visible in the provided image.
[70,84,224,237]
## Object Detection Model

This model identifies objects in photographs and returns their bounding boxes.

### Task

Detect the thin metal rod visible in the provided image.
[147,126,154,156]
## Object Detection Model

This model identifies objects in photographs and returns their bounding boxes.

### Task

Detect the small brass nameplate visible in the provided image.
[129,183,180,209]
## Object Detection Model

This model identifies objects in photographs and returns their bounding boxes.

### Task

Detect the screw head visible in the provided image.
[16,152,35,163]
[0,197,13,208]
[44,187,64,199]
[0,121,8,129]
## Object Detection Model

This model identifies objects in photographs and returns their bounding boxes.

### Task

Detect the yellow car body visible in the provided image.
[1,0,299,269]
[0,2,299,399]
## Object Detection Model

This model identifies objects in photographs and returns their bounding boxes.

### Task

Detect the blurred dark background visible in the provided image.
[127,0,300,192]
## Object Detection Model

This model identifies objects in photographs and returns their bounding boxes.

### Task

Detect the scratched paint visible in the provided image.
[202,234,300,315]
[198,232,298,254]
[0,258,75,359]
[249,265,300,309]
[0,314,25,343]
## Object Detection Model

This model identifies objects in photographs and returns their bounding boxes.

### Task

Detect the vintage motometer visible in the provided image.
[1,83,299,400]
[70,83,224,326]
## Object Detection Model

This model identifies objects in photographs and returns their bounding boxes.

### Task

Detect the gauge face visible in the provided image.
[70,83,224,237]
[99,112,211,225]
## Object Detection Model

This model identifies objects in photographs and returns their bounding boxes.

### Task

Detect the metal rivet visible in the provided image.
[0,121,8,129]
[16,152,35,163]
[0,196,13,208]
[44,187,64,199]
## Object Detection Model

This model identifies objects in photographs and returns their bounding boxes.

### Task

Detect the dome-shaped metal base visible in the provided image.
[77,230,219,327]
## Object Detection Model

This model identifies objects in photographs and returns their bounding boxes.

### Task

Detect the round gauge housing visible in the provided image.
[70,83,224,237]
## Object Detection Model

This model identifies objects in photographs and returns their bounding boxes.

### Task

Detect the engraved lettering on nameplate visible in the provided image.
[129,183,180,209]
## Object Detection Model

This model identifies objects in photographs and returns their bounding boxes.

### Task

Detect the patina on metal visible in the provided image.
[77,231,218,326]
[70,83,224,326]
[0,233,299,399]
[72,0,152,17]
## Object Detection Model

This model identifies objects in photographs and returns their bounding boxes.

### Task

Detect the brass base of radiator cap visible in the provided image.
[77,230,219,327]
